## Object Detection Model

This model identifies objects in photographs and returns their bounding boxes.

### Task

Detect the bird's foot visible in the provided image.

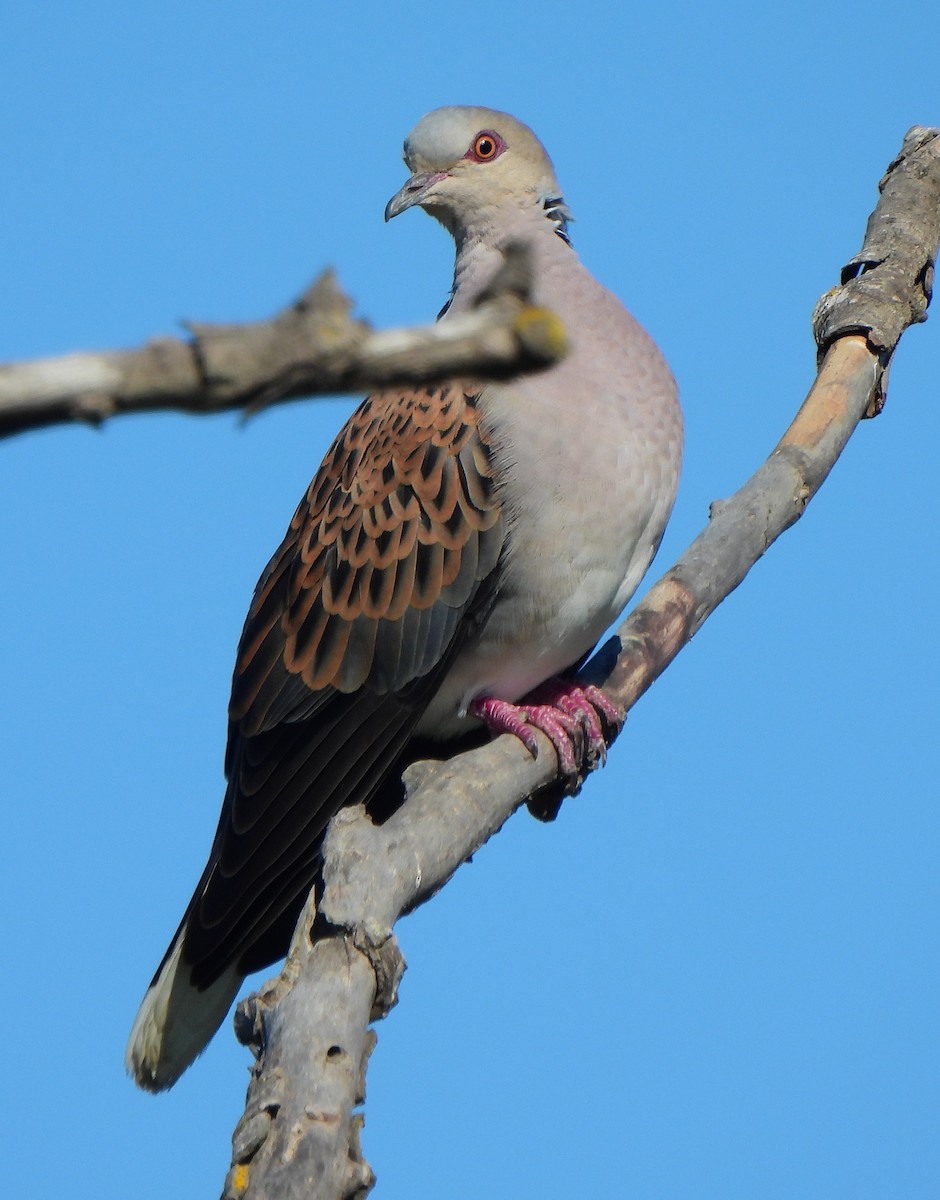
[527,680,623,767]
[469,681,622,777]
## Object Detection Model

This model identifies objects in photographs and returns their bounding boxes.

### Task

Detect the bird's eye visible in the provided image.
[470,131,503,162]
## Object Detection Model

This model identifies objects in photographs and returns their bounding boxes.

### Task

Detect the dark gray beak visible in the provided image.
[384,171,446,221]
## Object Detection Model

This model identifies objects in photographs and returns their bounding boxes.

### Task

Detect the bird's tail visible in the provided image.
[126,929,242,1092]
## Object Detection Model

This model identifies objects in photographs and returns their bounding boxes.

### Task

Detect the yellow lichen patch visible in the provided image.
[231,1162,250,1194]
[513,306,568,362]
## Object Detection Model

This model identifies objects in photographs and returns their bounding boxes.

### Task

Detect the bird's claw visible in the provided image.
[530,681,623,767]
[469,681,622,778]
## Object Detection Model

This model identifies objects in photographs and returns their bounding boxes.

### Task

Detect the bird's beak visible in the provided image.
[384,171,447,221]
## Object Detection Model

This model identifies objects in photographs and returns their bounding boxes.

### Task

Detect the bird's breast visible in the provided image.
[418,287,682,740]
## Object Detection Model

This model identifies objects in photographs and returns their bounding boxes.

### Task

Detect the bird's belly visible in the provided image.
[417,536,652,741]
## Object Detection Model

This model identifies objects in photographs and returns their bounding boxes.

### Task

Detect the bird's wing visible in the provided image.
[178,381,504,987]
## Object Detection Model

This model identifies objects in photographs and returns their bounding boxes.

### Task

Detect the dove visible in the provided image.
[127,105,683,1090]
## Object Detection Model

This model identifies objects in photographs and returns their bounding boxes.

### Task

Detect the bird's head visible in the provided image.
[385,106,569,241]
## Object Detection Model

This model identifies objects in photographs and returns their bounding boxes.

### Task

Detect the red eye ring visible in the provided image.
[468,130,504,162]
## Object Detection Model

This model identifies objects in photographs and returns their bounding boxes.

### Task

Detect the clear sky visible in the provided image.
[2,4,938,1198]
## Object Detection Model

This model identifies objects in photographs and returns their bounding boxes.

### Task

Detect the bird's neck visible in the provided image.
[444,205,576,319]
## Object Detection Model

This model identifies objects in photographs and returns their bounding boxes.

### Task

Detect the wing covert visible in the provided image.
[181,382,505,989]
[230,381,503,734]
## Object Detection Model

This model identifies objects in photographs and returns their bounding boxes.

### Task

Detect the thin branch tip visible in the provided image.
[0,251,560,440]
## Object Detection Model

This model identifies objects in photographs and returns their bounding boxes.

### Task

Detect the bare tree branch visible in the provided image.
[218,128,939,1200]
[0,243,564,440]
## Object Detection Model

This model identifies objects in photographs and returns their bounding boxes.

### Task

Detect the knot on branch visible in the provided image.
[186,269,371,412]
[341,1115,376,1200]
[812,126,940,416]
[233,993,267,1060]
[350,928,406,1021]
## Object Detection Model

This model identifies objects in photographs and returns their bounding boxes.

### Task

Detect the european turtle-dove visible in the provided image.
[127,106,683,1091]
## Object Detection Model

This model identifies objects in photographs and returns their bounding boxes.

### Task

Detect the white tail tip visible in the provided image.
[126,935,242,1091]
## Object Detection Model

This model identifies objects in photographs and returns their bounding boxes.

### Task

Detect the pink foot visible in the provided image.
[527,681,623,766]
[469,681,622,776]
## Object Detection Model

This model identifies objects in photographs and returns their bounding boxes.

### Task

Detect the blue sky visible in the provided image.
[2,4,938,1198]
